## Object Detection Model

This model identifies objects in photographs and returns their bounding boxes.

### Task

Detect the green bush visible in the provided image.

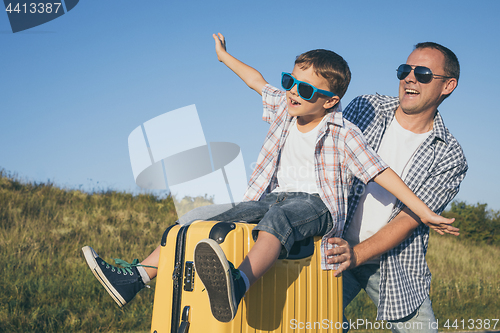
[442,201,500,246]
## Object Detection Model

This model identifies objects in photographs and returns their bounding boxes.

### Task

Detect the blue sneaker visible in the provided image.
[194,239,247,322]
[82,246,150,307]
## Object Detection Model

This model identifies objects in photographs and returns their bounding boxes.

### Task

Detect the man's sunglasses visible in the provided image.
[281,72,336,101]
[397,64,453,84]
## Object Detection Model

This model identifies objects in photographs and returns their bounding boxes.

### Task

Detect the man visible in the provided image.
[326,42,467,332]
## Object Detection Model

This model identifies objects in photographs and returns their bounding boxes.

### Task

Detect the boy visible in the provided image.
[193,33,456,323]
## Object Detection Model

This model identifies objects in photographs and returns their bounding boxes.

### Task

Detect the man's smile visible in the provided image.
[405,88,420,95]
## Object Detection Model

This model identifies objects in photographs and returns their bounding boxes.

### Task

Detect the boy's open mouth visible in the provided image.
[290,97,301,106]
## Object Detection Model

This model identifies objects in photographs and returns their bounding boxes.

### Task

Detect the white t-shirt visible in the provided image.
[344,117,431,264]
[272,116,326,194]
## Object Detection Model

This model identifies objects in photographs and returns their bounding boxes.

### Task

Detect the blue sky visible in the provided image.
[2,0,500,211]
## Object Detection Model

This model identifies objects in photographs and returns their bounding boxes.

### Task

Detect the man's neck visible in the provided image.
[394,106,435,134]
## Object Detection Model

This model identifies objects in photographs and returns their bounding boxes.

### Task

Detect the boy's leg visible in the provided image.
[193,198,279,322]
[237,231,282,285]
[178,203,237,225]
[252,192,333,256]
[195,192,333,322]
[82,246,155,307]
[140,245,160,279]
[194,232,282,322]
[83,203,237,306]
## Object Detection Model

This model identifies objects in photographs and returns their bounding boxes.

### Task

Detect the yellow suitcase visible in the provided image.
[150,220,342,333]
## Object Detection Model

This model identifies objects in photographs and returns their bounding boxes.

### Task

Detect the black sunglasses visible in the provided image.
[397,64,453,84]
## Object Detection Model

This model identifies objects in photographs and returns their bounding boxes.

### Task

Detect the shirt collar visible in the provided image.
[325,101,344,127]
[431,111,448,145]
[377,97,449,145]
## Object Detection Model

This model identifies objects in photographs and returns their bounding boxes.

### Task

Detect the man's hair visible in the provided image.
[295,49,351,100]
[415,42,460,83]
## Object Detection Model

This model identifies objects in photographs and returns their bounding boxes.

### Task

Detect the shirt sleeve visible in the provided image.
[344,126,388,184]
[262,84,286,124]
[401,138,468,215]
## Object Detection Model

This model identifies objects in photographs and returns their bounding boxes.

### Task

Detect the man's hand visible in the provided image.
[326,238,357,277]
[213,33,227,62]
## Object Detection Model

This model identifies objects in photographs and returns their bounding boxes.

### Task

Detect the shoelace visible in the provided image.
[111,258,158,275]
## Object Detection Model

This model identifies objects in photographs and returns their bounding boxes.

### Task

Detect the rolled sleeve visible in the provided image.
[262,84,286,124]
[345,127,388,184]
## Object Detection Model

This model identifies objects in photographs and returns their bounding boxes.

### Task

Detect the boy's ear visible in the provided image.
[323,96,340,110]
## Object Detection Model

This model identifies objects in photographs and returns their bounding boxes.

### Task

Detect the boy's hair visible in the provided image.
[295,49,351,100]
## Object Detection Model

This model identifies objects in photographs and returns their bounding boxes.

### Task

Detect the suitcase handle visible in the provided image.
[178,306,190,333]
[178,322,189,333]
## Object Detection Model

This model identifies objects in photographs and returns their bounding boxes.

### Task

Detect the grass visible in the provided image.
[0,170,177,332]
[344,234,500,332]
[1,169,499,332]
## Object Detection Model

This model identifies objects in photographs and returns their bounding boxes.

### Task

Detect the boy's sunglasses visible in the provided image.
[397,64,453,84]
[281,72,336,101]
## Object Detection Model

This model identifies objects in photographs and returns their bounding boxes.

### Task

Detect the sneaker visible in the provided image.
[194,239,247,322]
[82,246,148,307]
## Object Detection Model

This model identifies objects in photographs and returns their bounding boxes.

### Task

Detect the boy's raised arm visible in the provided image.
[213,33,268,96]
[373,168,459,236]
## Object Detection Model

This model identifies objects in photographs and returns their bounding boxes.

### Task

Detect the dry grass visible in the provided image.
[1,169,498,332]
[344,234,500,332]
[0,170,178,332]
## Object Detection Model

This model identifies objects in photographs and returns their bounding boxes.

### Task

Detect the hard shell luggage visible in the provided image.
[150,220,342,333]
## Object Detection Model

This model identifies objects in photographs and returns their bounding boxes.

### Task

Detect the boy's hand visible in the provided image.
[211,32,267,94]
[213,33,228,62]
[421,213,459,236]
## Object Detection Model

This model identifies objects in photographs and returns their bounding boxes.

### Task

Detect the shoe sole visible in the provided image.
[82,246,126,307]
[194,239,236,322]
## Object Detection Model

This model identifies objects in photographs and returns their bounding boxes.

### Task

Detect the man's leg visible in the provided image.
[389,296,437,333]
[348,265,438,333]
[342,264,380,333]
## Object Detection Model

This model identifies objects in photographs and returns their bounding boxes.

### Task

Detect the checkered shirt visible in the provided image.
[343,94,468,321]
[243,85,388,269]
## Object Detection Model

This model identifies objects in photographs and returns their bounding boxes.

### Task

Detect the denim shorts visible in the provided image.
[208,192,333,258]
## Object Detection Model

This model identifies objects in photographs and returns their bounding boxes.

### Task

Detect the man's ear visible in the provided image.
[323,96,340,110]
[442,78,458,96]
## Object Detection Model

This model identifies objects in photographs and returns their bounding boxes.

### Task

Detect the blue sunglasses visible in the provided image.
[281,72,336,101]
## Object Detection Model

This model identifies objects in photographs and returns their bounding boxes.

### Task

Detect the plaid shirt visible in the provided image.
[343,94,468,321]
[243,85,388,269]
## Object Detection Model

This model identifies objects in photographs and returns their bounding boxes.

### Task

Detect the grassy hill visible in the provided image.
[1,170,499,332]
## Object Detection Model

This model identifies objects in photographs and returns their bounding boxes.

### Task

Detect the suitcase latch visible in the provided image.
[183,261,195,291]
